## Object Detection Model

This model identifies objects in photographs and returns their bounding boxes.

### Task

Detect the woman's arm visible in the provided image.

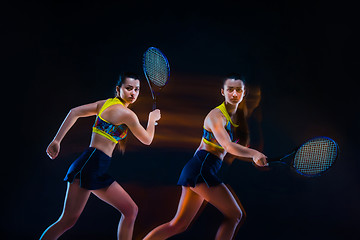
[121,109,161,145]
[46,100,105,159]
[206,110,267,166]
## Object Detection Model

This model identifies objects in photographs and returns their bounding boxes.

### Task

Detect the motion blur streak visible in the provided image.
[126,73,262,151]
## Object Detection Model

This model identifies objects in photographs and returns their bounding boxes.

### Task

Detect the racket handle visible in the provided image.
[266,158,281,163]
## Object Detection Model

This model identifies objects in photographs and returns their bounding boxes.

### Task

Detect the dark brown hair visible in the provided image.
[221,73,246,88]
[116,72,140,87]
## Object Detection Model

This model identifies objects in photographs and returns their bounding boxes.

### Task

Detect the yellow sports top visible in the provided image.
[202,102,239,149]
[92,97,128,143]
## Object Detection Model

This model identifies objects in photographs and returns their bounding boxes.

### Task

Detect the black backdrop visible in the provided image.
[3,1,359,239]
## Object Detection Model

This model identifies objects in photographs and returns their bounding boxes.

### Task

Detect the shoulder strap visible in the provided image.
[98,97,124,116]
[216,102,239,127]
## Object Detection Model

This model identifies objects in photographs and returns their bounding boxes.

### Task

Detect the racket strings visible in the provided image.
[293,138,337,176]
[144,48,169,87]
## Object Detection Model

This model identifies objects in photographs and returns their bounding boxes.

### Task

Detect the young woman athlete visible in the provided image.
[39,73,161,240]
[143,74,267,240]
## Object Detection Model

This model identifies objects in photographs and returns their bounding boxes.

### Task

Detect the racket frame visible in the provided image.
[143,46,170,110]
[267,136,339,177]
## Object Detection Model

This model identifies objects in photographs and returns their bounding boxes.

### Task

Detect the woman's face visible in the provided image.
[221,79,245,105]
[117,77,140,104]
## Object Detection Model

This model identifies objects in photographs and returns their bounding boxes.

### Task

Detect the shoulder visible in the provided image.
[118,107,137,118]
[208,107,226,121]
[93,99,107,114]
[97,99,138,124]
[96,99,107,107]
[90,99,107,108]
[97,99,108,104]
[110,105,138,123]
[204,107,226,127]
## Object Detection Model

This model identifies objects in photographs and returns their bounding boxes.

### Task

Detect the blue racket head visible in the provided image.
[143,47,170,88]
[292,137,339,177]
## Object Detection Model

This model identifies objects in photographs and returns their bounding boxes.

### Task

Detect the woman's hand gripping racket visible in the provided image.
[143,47,170,125]
[267,137,339,177]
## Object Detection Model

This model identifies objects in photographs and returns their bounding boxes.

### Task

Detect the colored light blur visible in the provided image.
[126,73,263,152]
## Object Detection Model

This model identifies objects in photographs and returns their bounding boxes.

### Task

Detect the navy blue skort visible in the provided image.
[64,147,115,190]
[177,150,223,188]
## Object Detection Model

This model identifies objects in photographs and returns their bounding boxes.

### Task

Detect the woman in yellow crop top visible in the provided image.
[143,74,267,240]
[40,72,160,240]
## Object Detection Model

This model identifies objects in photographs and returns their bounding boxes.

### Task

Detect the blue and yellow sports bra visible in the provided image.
[202,102,239,149]
[92,97,128,143]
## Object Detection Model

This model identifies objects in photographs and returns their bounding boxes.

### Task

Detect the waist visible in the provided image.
[197,141,226,160]
[85,147,112,159]
[90,133,118,157]
[195,150,222,162]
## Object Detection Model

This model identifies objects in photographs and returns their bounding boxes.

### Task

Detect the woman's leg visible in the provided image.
[191,183,244,240]
[143,186,204,240]
[39,180,91,240]
[92,181,138,240]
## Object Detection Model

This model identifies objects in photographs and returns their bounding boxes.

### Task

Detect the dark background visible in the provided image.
[3,0,359,239]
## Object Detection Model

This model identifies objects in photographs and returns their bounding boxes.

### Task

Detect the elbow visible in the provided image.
[69,108,79,117]
[68,107,84,119]
[142,137,153,146]
[222,142,233,153]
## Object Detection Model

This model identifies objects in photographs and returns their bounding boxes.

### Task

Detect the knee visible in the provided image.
[169,219,189,234]
[58,214,80,230]
[131,203,139,219]
[226,207,244,225]
[122,202,138,222]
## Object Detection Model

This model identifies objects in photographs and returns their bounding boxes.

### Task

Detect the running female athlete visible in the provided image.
[39,72,161,240]
[143,74,267,240]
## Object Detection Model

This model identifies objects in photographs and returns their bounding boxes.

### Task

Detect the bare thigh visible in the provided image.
[59,180,91,222]
[170,186,205,227]
[191,183,243,219]
[92,181,137,215]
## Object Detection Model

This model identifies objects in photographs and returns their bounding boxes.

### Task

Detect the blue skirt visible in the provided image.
[64,148,115,190]
[177,150,223,187]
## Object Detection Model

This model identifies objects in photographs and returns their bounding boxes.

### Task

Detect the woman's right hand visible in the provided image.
[46,140,60,160]
[252,151,268,167]
[149,109,161,124]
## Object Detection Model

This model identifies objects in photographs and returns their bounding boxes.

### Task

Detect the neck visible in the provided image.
[117,96,129,108]
[224,101,239,116]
